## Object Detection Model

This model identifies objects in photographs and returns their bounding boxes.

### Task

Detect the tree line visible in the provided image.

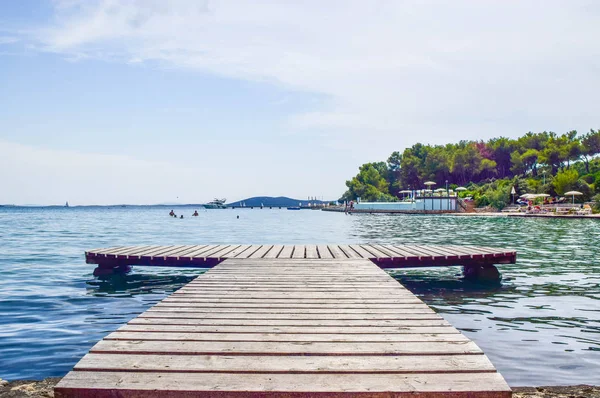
[342,129,600,206]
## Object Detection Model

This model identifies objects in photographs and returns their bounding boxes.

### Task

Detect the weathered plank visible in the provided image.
[291,245,305,259]
[56,371,512,397]
[90,339,482,355]
[118,324,459,334]
[106,332,469,343]
[128,318,452,327]
[75,353,494,373]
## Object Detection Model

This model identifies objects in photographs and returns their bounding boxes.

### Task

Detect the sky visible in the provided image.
[1,1,599,205]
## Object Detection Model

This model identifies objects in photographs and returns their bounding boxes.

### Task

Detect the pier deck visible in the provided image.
[56,257,511,397]
[86,244,516,271]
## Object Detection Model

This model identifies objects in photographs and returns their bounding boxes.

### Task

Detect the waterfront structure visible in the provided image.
[56,250,513,397]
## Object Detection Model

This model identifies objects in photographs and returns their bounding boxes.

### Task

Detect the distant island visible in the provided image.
[227,196,331,208]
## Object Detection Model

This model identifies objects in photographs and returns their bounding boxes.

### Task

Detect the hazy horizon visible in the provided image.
[2,1,599,205]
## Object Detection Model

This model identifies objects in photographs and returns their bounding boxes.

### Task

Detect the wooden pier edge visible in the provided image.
[86,244,517,280]
[56,257,513,397]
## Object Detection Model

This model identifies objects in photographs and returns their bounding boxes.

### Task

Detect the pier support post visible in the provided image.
[93,264,132,277]
[463,264,501,282]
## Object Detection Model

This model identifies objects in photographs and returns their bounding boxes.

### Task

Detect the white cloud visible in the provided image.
[3,1,600,205]
[0,36,18,44]
[25,0,598,148]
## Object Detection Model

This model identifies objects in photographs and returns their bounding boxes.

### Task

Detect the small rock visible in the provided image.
[0,378,8,387]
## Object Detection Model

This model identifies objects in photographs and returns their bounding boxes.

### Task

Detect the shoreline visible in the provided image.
[323,207,600,218]
[2,378,600,397]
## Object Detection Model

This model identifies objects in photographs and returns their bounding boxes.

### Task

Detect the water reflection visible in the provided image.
[86,271,203,297]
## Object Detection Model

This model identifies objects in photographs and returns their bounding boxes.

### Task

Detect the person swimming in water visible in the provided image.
[192,210,199,216]
[169,210,175,216]
[180,215,184,219]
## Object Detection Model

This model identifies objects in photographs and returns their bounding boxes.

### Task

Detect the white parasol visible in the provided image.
[564,191,583,205]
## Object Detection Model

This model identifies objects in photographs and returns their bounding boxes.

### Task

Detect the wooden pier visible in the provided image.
[56,256,512,397]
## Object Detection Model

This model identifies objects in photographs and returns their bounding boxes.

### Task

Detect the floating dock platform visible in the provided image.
[56,252,513,397]
[85,244,516,278]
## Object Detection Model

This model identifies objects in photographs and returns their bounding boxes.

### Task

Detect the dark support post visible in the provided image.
[93,264,132,277]
[463,264,501,282]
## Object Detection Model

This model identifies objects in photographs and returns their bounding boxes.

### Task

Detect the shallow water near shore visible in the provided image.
[0,206,599,385]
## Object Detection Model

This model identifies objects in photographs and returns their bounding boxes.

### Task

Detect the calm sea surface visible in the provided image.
[0,206,598,385]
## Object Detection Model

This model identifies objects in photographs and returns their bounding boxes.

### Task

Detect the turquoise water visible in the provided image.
[0,206,598,385]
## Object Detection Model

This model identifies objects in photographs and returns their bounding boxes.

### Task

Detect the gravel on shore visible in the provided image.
[2,378,600,397]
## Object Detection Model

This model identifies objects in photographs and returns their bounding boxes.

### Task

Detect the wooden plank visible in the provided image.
[103,246,143,257]
[56,371,512,397]
[128,318,451,327]
[263,245,284,259]
[220,245,252,258]
[360,244,389,258]
[368,244,404,259]
[118,324,459,334]
[248,245,274,259]
[147,307,435,315]
[291,245,305,259]
[93,246,124,255]
[317,245,333,259]
[173,289,410,300]
[305,245,319,259]
[391,245,435,259]
[194,245,231,259]
[130,245,174,258]
[277,245,294,259]
[338,244,364,258]
[106,332,469,343]
[234,245,263,258]
[348,244,375,258]
[74,353,495,373]
[327,245,349,259]
[158,302,426,309]
[118,324,460,334]
[182,245,220,259]
[170,245,209,259]
[121,245,164,258]
[153,245,195,259]
[186,280,399,285]
[209,245,242,259]
[162,298,425,305]
[177,286,408,292]
[90,339,482,355]
[139,312,440,320]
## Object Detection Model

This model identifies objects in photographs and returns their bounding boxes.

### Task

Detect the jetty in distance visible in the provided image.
[55,243,515,397]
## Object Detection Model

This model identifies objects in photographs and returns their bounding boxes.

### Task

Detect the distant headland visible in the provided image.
[227,196,331,208]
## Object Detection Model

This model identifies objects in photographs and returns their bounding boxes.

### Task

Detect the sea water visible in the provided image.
[0,206,598,385]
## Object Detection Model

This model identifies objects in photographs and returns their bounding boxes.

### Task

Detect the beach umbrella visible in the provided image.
[455,187,467,191]
[564,191,583,205]
[424,181,436,186]
[398,190,412,194]
[520,193,536,199]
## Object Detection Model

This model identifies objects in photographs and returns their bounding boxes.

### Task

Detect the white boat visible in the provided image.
[203,198,227,209]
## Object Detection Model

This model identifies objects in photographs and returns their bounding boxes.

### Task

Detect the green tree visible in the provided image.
[552,168,579,195]
[581,129,600,174]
